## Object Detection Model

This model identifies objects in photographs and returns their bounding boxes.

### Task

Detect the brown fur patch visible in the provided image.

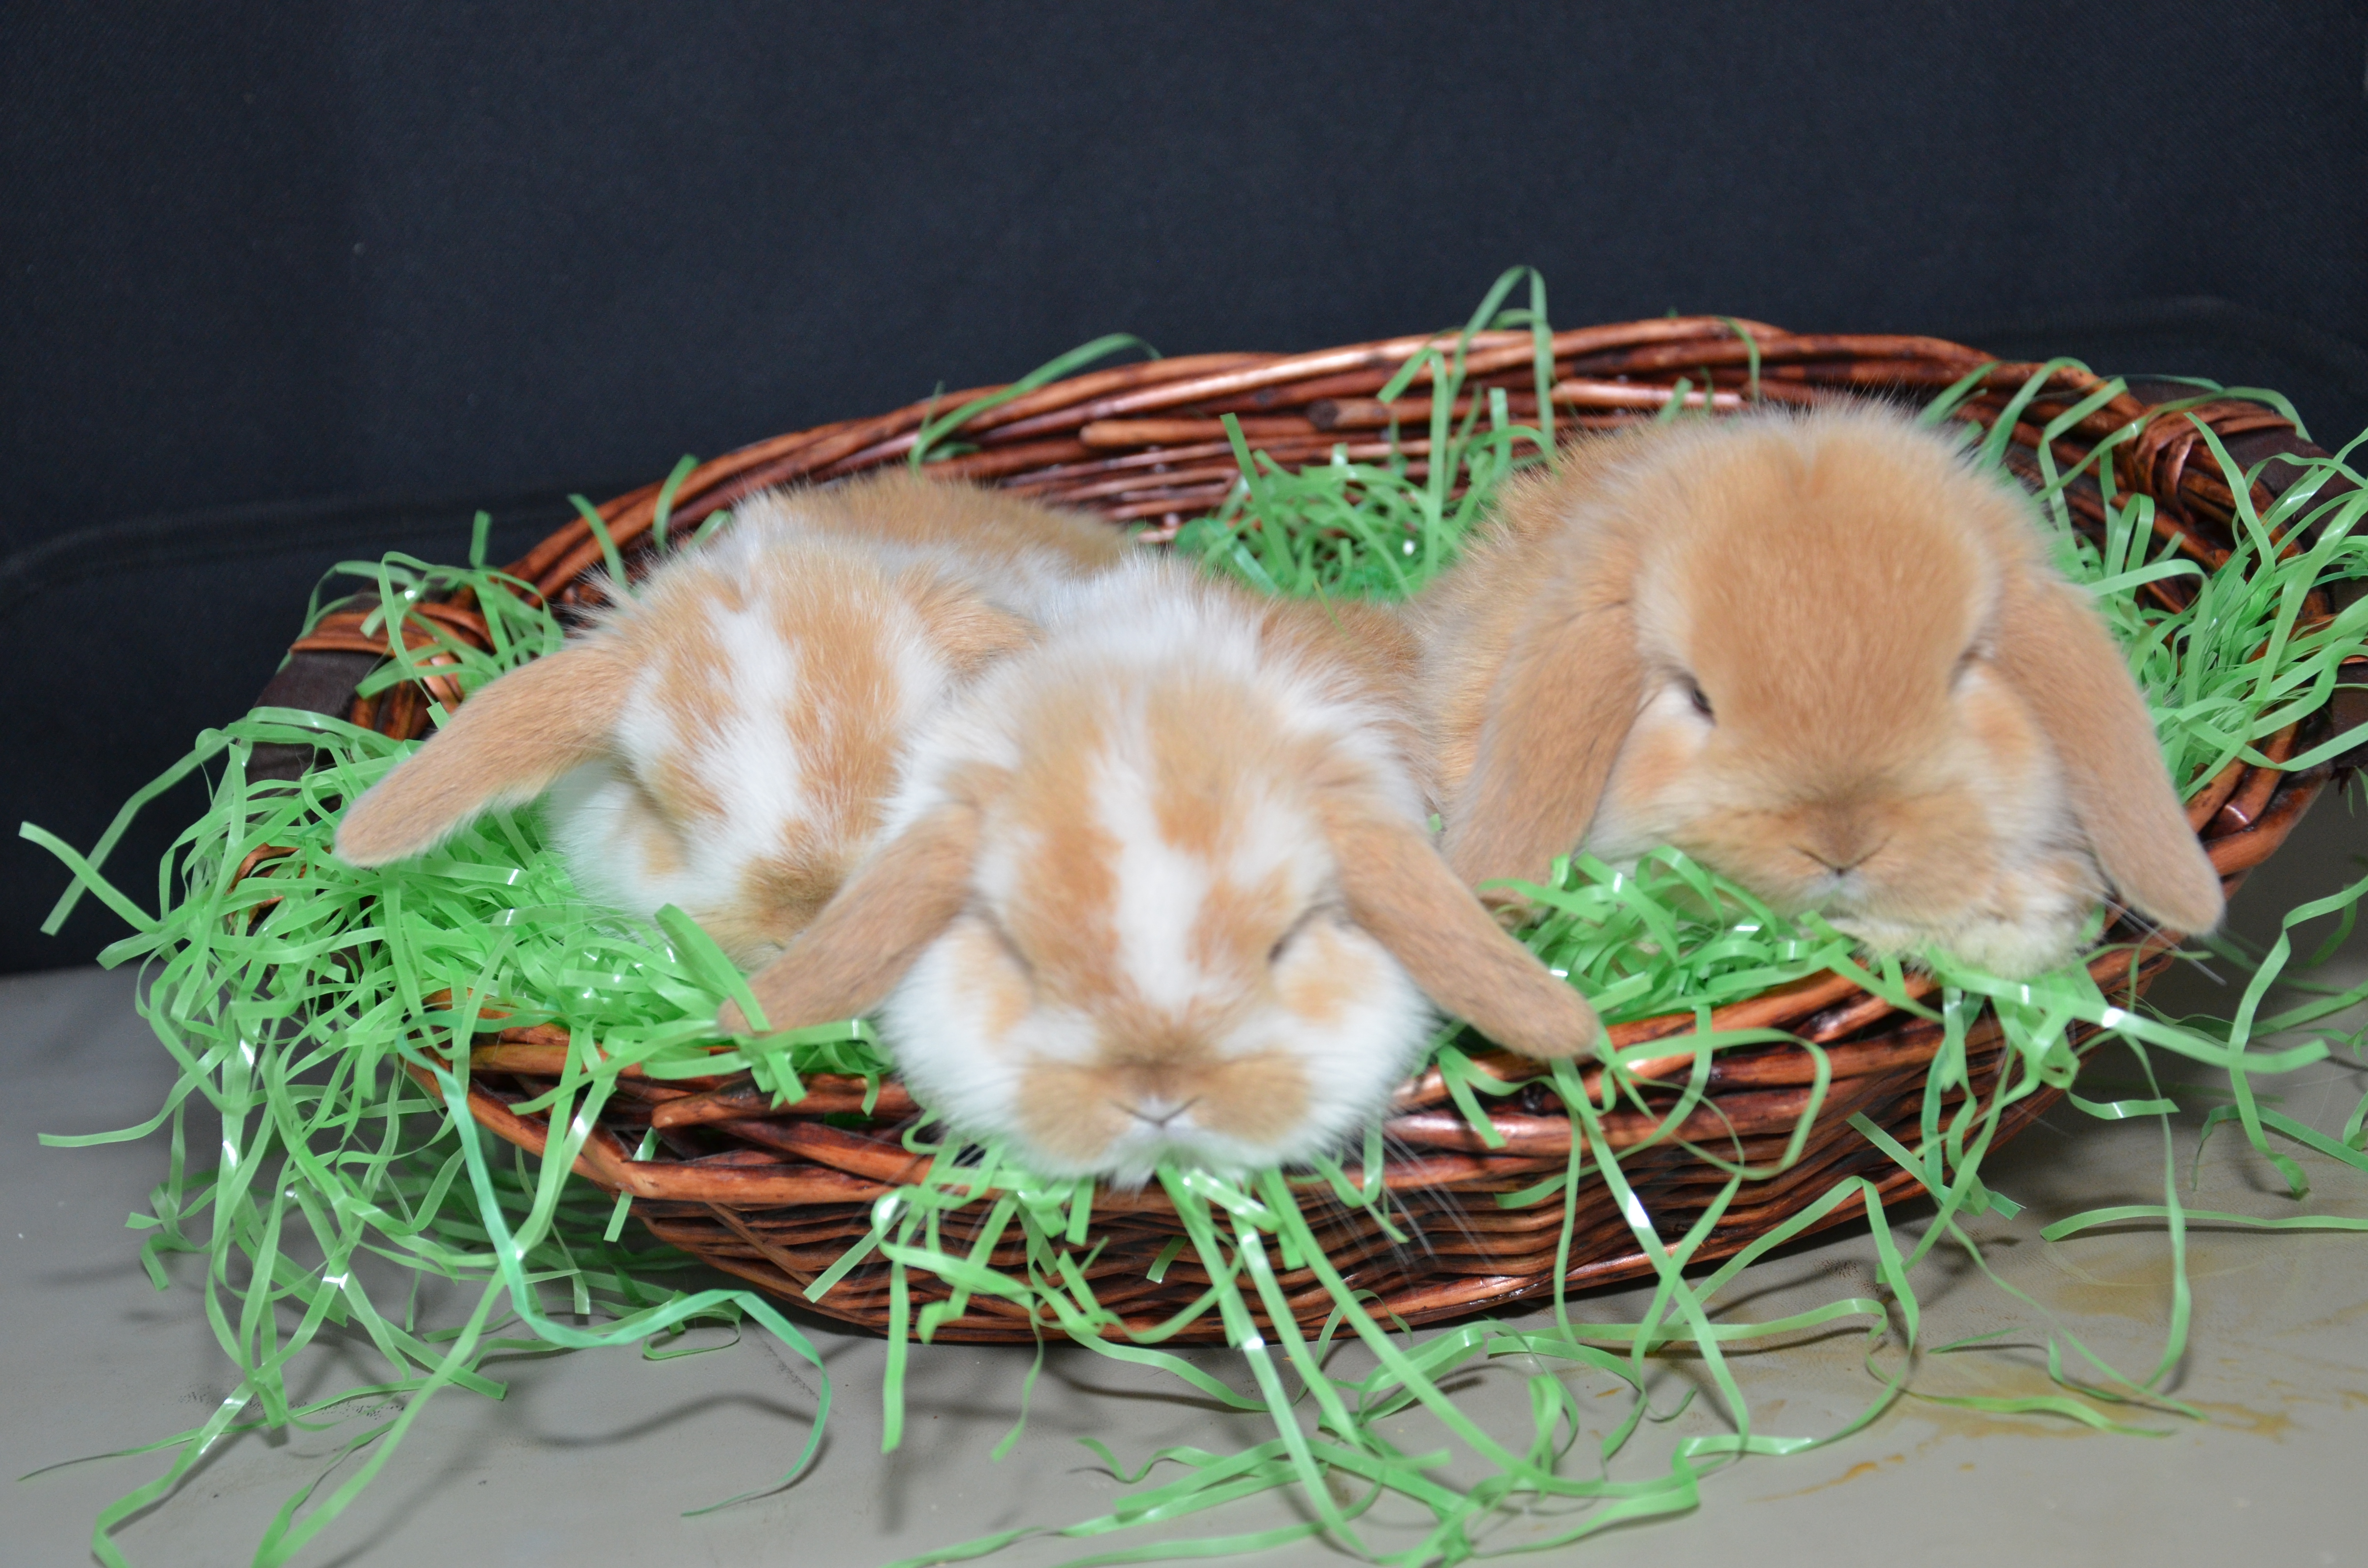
[728,800,984,1034]
[1144,676,1246,861]
[619,779,685,880]
[710,848,846,959]
[942,916,1035,1043]
[1013,1060,1135,1167]
[1275,920,1364,1028]
[629,584,732,824]
[1000,686,1126,1003]
[1190,863,1295,986]
[1141,656,1319,853]
[901,566,1037,678]
[767,567,903,848]
[1192,1050,1312,1148]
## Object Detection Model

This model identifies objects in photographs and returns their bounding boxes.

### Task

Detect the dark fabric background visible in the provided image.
[4,2,2366,970]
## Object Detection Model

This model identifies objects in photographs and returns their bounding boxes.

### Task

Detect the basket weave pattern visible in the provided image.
[277,318,2357,1342]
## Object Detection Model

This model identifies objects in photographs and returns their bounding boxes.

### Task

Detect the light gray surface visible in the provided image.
[5,785,2365,1568]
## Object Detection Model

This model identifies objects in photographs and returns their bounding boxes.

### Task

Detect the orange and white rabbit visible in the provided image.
[334,471,1127,964]
[718,557,1600,1181]
[1414,405,2223,978]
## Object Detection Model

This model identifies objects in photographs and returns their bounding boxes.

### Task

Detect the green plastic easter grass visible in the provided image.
[22,271,2368,1566]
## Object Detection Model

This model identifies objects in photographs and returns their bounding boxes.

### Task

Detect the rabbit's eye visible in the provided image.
[1267,903,1336,967]
[1685,679,1714,721]
[979,911,1036,978]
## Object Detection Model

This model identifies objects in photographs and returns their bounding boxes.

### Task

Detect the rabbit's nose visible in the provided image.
[1794,814,1887,875]
[1797,842,1880,874]
[1111,1058,1201,1127]
[1118,1095,1200,1129]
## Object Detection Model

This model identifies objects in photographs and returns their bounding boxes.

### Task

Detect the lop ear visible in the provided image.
[1441,603,1645,907]
[335,644,630,867]
[1990,576,2225,935]
[1321,797,1602,1060]
[721,802,979,1034]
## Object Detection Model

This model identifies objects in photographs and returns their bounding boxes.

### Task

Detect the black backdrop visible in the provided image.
[5,2,2366,970]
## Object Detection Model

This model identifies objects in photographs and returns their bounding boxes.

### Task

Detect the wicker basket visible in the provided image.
[268,317,2364,1344]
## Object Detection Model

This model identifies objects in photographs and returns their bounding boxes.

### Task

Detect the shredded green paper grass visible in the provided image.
[23,270,2368,1567]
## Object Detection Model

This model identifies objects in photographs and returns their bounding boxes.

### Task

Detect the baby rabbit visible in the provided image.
[1415,405,2223,979]
[335,471,1127,965]
[717,557,1600,1182]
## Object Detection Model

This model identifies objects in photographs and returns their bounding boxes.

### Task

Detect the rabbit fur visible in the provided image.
[334,470,1128,965]
[1414,405,2224,978]
[717,556,1602,1181]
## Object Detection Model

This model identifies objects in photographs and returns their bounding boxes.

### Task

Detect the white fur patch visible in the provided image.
[1093,751,1214,1011]
[541,760,670,912]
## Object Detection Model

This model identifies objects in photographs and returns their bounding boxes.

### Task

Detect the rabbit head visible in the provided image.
[1421,406,2224,978]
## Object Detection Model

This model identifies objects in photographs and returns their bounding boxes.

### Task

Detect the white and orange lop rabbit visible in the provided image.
[335,471,1128,965]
